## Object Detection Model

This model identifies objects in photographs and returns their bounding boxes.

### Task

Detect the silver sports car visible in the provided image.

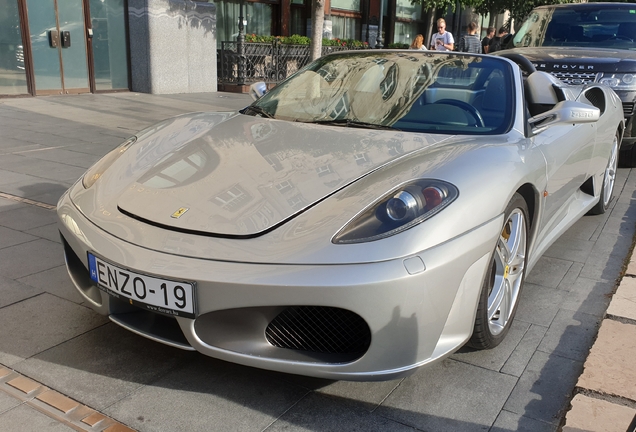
[58,51,623,381]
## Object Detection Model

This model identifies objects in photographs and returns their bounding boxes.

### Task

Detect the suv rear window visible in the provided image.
[513,6,636,50]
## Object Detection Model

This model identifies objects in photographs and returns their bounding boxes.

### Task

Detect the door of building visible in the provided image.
[25,0,90,94]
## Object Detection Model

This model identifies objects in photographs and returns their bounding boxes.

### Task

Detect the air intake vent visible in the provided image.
[584,87,605,115]
[265,306,371,358]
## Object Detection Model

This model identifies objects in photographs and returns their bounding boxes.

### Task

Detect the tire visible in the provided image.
[589,132,619,215]
[468,193,529,350]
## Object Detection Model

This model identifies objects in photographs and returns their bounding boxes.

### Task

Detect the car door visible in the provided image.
[533,121,596,240]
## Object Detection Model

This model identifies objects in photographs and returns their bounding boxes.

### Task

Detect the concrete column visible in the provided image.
[128,0,217,94]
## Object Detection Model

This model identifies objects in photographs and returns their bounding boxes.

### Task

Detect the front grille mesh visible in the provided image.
[549,71,599,85]
[265,306,371,355]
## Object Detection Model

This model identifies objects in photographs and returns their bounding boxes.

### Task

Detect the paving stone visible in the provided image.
[543,238,594,263]
[0,403,74,431]
[0,239,64,279]
[0,198,26,214]
[560,216,603,241]
[501,324,548,377]
[606,276,636,321]
[579,250,626,282]
[24,223,62,244]
[14,323,195,410]
[526,257,572,288]
[451,319,529,372]
[105,356,308,432]
[0,226,38,250]
[503,351,583,425]
[377,359,517,431]
[559,277,616,317]
[0,293,107,366]
[490,410,557,432]
[625,258,636,276]
[577,319,636,401]
[0,205,58,231]
[313,377,402,409]
[515,283,564,327]
[600,214,636,237]
[537,309,600,362]
[563,394,636,432]
[591,232,635,261]
[0,180,71,205]
[36,390,80,414]
[22,148,100,169]
[0,391,20,414]
[0,168,37,186]
[18,265,84,304]
[267,392,417,432]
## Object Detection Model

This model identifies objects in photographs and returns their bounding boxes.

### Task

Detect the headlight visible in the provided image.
[599,73,636,90]
[333,179,458,244]
[82,136,137,189]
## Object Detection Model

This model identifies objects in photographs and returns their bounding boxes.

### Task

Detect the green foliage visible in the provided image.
[244,34,368,48]
[388,43,410,49]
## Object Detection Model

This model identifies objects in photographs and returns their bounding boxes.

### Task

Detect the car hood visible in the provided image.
[502,47,636,71]
[111,112,452,237]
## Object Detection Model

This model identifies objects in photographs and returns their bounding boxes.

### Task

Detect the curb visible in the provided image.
[563,260,636,431]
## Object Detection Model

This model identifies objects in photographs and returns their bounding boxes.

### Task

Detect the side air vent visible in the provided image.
[583,87,606,115]
[265,306,371,360]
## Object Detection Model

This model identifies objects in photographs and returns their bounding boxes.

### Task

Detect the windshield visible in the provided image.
[249,52,514,135]
[513,6,636,50]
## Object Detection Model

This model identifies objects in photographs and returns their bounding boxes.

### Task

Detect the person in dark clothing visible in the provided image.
[488,27,508,53]
[482,27,495,54]
[458,22,482,53]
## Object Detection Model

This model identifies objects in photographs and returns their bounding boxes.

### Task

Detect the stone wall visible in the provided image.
[128,0,217,94]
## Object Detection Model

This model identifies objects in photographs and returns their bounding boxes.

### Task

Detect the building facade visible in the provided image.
[0,0,502,97]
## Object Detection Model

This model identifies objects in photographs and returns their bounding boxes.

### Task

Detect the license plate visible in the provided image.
[87,253,196,318]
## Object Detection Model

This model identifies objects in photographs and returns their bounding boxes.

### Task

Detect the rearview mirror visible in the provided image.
[529,100,600,135]
[249,82,268,101]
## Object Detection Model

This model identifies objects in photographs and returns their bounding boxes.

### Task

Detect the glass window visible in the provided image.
[89,0,129,90]
[0,0,28,95]
[331,0,360,12]
[394,21,418,45]
[215,0,273,43]
[396,0,420,20]
[332,15,360,40]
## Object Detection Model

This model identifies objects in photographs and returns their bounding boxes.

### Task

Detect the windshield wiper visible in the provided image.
[300,119,400,131]
[240,105,275,119]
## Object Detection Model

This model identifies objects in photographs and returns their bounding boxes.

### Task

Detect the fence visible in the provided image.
[218,41,361,84]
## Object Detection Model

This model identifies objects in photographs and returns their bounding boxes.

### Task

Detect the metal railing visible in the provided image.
[218,41,360,84]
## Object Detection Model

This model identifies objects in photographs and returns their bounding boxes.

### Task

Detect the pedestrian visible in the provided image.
[482,27,495,54]
[457,22,482,53]
[429,18,454,51]
[409,34,427,50]
[488,27,508,53]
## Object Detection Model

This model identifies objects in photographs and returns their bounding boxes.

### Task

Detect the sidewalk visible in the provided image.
[0,91,635,432]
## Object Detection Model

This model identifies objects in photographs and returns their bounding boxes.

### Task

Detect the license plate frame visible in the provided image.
[87,252,196,319]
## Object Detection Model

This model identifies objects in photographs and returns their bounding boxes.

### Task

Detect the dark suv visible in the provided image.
[502,3,636,166]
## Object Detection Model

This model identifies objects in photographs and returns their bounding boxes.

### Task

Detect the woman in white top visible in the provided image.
[409,34,427,50]
[429,18,454,51]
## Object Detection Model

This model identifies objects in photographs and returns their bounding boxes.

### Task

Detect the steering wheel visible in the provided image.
[609,35,634,42]
[434,99,485,127]
[495,52,537,75]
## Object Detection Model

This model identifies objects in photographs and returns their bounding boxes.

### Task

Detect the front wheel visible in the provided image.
[589,132,619,215]
[468,193,528,349]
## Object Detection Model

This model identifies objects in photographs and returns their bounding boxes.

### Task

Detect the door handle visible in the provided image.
[61,31,71,48]
[49,30,59,48]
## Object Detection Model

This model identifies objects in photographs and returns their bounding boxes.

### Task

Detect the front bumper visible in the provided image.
[57,191,502,381]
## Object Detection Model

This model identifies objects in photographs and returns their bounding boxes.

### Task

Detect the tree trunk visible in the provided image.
[423,9,436,51]
[310,0,325,61]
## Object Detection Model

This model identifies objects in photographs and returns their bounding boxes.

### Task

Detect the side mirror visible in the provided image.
[529,100,600,135]
[249,82,268,101]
